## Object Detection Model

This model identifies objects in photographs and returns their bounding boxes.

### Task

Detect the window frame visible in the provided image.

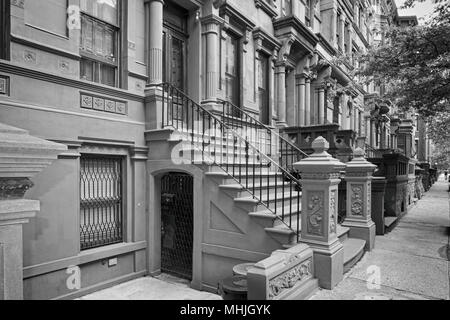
[79,0,123,88]
[79,153,125,251]
[0,0,10,61]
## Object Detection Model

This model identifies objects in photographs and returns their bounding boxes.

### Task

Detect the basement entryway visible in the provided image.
[160,172,194,280]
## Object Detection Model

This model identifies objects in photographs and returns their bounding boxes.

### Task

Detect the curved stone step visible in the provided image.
[343,238,366,273]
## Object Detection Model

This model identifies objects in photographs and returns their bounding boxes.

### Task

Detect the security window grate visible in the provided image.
[80,155,123,250]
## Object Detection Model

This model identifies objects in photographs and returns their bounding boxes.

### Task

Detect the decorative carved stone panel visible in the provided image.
[80,93,128,115]
[330,190,337,234]
[306,191,324,236]
[0,76,9,96]
[268,258,312,299]
[351,184,364,216]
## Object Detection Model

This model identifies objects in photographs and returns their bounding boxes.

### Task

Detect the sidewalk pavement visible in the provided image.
[311,174,450,300]
[78,273,222,300]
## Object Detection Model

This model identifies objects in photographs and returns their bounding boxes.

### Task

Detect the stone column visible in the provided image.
[305,76,311,126]
[347,25,353,58]
[296,74,306,126]
[201,15,222,105]
[148,0,164,85]
[339,15,346,51]
[331,9,337,48]
[342,148,377,251]
[0,123,66,299]
[276,62,287,126]
[318,85,325,125]
[294,137,346,289]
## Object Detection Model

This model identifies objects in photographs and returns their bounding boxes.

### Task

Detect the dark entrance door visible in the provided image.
[258,54,270,125]
[161,173,193,280]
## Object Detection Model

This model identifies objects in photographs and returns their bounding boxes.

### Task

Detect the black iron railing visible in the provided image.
[220,100,308,174]
[159,83,308,241]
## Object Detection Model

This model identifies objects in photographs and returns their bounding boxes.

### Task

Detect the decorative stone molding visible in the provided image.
[306,192,324,236]
[350,184,364,216]
[268,258,312,299]
[254,0,278,19]
[0,123,67,178]
[80,93,128,115]
[0,178,34,200]
[12,0,24,8]
[247,243,315,300]
[0,75,9,96]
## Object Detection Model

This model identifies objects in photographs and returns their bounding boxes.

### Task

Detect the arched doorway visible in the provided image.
[160,172,194,280]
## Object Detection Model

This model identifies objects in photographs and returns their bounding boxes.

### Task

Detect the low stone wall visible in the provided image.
[247,244,315,300]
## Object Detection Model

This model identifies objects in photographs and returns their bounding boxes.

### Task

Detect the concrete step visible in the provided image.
[234,191,302,212]
[248,204,301,228]
[265,221,299,246]
[384,216,398,232]
[219,181,293,199]
[337,225,350,242]
[343,238,366,273]
[205,170,282,185]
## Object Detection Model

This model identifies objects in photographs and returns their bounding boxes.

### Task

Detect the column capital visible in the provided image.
[144,0,165,4]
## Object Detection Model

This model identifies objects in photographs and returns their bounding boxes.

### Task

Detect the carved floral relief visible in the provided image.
[307,192,324,236]
[351,184,364,216]
[268,259,312,299]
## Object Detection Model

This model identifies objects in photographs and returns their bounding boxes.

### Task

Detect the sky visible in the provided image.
[395,0,440,24]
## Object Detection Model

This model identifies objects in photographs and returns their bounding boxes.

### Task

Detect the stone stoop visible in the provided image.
[148,128,303,249]
[337,225,367,273]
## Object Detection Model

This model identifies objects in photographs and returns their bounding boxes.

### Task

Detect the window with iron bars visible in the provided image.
[80,155,123,250]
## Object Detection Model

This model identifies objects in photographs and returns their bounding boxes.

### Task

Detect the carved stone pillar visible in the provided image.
[305,76,311,126]
[342,148,377,251]
[0,123,66,299]
[294,137,346,289]
[276,62,287,126]
[295,74,306,126]
[339,15,346,51]
[148,0,164,85]
[201,15,222,105]
[318,86,325,125]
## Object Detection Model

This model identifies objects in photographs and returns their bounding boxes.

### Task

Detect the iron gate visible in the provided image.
[161,173,194,280]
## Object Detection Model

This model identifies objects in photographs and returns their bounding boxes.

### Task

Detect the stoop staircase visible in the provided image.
[150,83,367,296]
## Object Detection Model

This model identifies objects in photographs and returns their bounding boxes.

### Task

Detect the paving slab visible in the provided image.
[310,277,433,300]
[347,248,449,300]
[78,275,223,300]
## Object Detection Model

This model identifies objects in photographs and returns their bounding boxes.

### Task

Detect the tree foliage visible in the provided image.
[359,0,450,159]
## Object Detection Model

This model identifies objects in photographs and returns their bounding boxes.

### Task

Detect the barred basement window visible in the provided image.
[79,0,120,87]
[80,155,123,250]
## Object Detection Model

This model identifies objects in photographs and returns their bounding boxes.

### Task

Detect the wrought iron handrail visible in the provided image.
[159,83,305,241]
[219,99,309,174]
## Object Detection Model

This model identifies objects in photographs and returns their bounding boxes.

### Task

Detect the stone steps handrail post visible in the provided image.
[342,148,377,250]
[294,136,346,290]
[0,123,66,300]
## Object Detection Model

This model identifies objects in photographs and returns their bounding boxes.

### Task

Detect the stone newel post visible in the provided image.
[294,137,346,289]
[342,148,377,251]
[0,124,66,299]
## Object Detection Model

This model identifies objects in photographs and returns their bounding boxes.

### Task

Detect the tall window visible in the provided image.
[0,0,10,60]
[80,155,123,250]
[224,31,240,106]
[305,0,311,27]
[79,0,120,87]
